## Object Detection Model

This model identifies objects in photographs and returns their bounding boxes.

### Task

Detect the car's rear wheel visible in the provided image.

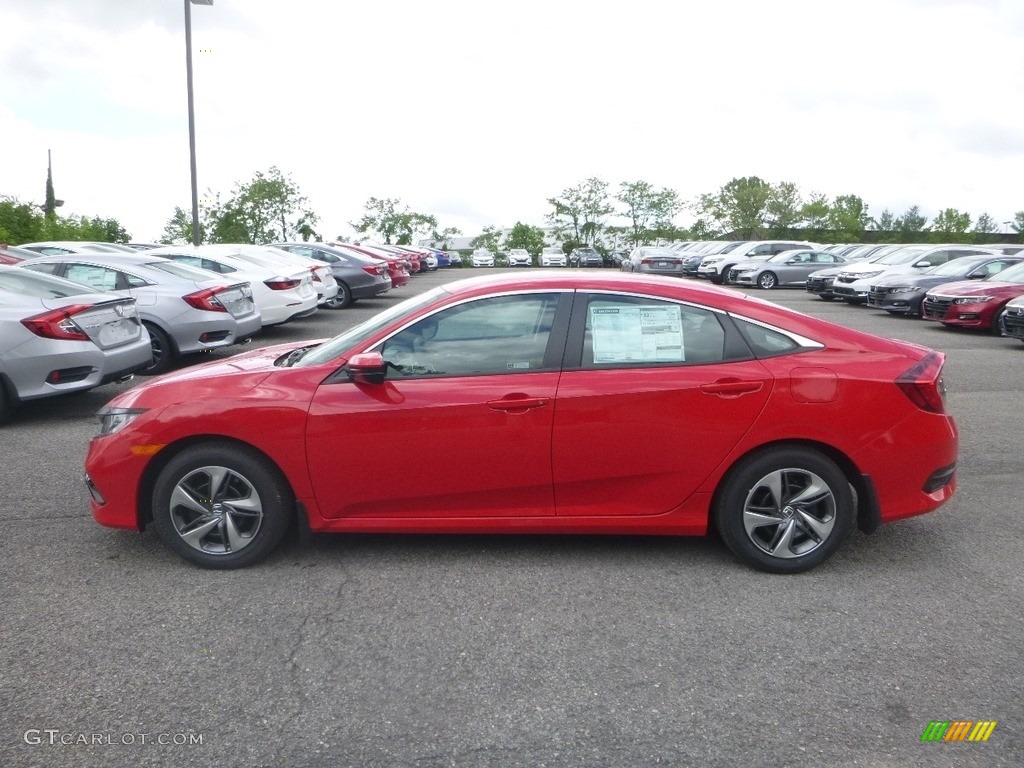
[714,447,853,574]
[817,295,835,301]
[142,322,174,375]
[0,383,12,424]
[325,281,352,309]
[151,442,293,569]
[758,272,778,289]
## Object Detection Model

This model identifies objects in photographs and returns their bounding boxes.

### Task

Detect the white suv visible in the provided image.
[540,247,567,267]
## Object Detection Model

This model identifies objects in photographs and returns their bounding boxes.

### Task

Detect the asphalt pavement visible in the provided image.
[1,267,1021,767]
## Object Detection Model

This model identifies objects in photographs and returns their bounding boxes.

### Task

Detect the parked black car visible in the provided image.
[569,247,603,267]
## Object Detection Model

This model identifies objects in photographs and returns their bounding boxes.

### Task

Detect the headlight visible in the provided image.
[952,296,993,304]
[888,286,917,294]
[858,271,884,279]
[96,407,147,436]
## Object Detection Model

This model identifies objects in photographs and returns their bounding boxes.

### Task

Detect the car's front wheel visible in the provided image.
[714,447,853,574]
[151,442,293,568]
[757,272,778,289]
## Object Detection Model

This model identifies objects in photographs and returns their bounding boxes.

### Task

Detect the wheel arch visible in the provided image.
[710,438,880,534]
[136,434,300,531]
[140,316,181,356]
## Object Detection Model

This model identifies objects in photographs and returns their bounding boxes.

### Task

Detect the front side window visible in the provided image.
[379,293,561,378]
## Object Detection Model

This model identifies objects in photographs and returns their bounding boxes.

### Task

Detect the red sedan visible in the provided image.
[85,272,958,573]
[921,260,1024,331]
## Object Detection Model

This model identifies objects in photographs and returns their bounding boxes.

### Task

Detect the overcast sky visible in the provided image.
[3,0,1023,242]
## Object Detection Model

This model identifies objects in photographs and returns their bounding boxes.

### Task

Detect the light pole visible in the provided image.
[185,0,213,247]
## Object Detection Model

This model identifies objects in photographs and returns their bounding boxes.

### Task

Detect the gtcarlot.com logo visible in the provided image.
[921,720,997,742]
[24,729,203,746]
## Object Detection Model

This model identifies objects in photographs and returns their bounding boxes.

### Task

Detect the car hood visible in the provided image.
[874,274,964,289]
[928,280,1023,297]
[110,339,325,409]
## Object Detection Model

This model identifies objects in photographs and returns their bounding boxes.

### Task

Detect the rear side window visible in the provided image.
[732,317,801,357]
[581,295,728,366]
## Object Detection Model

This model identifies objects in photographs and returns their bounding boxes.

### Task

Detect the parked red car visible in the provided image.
[921,261,1024,331]
[85,272,957,573]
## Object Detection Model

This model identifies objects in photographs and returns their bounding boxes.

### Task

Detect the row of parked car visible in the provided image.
[618,238,1024,341]
[0,239,458,423]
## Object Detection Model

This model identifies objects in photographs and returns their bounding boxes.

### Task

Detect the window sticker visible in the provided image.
[590,304,684,363]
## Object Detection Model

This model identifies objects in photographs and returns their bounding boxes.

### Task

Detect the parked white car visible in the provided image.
[540,247,567,267]
[507,249,533,267]
[471,248,495,267]
[144,246,318,326]
[199,244,338,307]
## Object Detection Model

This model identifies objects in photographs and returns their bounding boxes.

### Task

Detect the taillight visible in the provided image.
[265,277,301,291]
[21,304,94,341]
[896,352,947,413]
[182,287,228,312]
[309,267,323,283]
[362,265,384,276]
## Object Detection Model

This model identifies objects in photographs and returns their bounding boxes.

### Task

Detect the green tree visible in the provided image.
[351,197,436,245]
[698,176,773,239]
[930,208,972,243]
[432,226,462,249]
[896,205,928,237]
[800,192,831,239]
[504,222,546,257]
[547,177,613,246]
[44,160,57,220]
[687,218,719,240]
[972,212,998,243]
[765,181,803,237]
[873,209,896,231]
[160,207,193,245]
[470,225,503,253]
[0,197,43,243]
[828,194,871,241]
[1013,211,1024,242]
[617,181,682,246]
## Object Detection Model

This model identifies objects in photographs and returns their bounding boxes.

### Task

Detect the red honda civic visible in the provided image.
[85,272,958,573]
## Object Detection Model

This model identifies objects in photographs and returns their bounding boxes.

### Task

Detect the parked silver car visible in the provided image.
[19,254,262,374]
[623,246,686,276]
[727,249,848,289]
[0,265,151,422]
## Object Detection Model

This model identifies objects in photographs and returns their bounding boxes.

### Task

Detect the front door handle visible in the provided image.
[487,396,549,413]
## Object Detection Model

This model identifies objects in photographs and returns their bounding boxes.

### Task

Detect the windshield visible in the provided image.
[294,286,449,367]
[146,260,230,281]
[876,246,927,265]
[926,258,983,277]
[988,261,1024,283]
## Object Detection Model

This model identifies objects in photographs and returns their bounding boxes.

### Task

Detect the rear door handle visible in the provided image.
[699,379,764,397]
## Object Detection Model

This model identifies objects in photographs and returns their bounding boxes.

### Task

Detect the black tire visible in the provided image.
[0,382,12,425]
[142,322,174,375]
[758,272,778,289]
[714,446,853,574]
[325,282,352,309]
[151,442,293,569]
[817,295,835,302]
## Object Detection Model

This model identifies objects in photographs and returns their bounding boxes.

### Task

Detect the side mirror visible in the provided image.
[346,352,387,385]
[915,260,932,268]
[966,272,986,279]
